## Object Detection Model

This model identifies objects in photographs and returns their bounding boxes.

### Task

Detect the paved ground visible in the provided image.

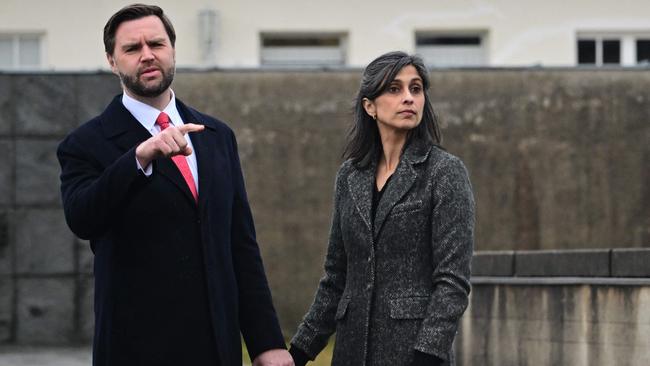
[0,347,258,366]
[0,347,92,366]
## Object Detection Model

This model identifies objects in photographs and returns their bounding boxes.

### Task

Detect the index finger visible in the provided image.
[177,123,205,134]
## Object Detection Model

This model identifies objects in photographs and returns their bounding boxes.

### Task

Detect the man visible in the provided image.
[57,4,293,366]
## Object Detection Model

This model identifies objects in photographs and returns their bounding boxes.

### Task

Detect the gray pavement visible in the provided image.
[0,347,91,366]
[0,347,255,366]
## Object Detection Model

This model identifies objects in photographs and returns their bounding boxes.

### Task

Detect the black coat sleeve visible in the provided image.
[57,127,147,240]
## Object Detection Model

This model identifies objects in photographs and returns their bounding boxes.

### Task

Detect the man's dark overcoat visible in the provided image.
[58,95,285,366]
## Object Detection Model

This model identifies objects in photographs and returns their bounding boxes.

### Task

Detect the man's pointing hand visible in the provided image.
[135,123,205,168]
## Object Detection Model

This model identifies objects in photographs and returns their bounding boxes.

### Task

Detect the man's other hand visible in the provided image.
[252,348,295,366]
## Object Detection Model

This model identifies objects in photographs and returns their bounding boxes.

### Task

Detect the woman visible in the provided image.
[289,51,475,366]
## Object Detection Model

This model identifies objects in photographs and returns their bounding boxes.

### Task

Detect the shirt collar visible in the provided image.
[121,90,183,131]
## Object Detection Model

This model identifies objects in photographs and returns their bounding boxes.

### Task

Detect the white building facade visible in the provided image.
[1,0,650,70]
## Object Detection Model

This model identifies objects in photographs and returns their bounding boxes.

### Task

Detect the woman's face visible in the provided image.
[363,65,425,135]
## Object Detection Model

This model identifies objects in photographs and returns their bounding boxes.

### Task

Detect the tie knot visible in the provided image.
[156,112,171,130]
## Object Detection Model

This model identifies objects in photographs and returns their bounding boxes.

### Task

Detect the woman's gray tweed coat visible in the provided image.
[291,140,475,366]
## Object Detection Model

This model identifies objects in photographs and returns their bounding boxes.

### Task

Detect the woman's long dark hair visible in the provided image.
[343,51,441,168]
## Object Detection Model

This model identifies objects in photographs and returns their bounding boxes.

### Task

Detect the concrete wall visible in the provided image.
[459,284,650,366]
[0,69,648,346]
[460,249,650,366]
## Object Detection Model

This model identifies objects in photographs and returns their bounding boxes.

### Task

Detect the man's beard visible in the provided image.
[119,65,175,98]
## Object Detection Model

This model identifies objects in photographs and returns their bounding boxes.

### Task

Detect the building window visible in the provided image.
[260,33,346,67]
[577,38,621,65]
[577,33,650,66]
[577,39,596,64]
[602,40,621,64]
[0,34,42,70]
[637,39,650,64]
[415,32,487,67]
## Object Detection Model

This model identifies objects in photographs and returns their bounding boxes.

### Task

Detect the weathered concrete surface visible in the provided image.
[171,69,650,332]
[15,278,75,344]
[457,284,650,366]
[0,140,12,206]
[170,70,650,254]
[12,75,78,136]
[0,346,91,366]
[15,140,64,206]
[0,75,13,136]
[14,209,74,275]
[429,70,650,251]
[0,69,648,345]
[0,279,12,342]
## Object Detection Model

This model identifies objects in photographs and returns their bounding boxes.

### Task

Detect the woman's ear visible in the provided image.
[362,98,376,120]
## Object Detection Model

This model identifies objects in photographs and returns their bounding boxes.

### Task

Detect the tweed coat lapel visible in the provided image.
[346,140,432,240]
[372,158,416,240]
[347,163,375,235]
[373,140,432,239]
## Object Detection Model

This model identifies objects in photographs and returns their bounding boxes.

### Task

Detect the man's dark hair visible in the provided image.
[103,3,176,55]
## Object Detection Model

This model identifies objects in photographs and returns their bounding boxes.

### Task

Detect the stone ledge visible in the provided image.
[472,251,514,276]
[611,248,650,277]
[515,249,611,277]
[471,276,650,286]
[472,249,650,278]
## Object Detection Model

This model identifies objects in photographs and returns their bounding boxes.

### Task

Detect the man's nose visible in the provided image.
[140,45,154,61]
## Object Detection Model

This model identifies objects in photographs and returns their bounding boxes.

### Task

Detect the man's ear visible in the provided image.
[106,53,118,75]
[362,97,376,119]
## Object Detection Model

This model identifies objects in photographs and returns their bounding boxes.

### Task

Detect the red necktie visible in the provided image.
[155,112,199,202]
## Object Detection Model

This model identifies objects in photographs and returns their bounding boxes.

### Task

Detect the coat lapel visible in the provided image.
[177,99,214,211]
[100,95,152,152]
[100,95,198,207]
[347,163,375,235]
[373,140,432,240]
[373,159,416,240]
[156,156,196,205]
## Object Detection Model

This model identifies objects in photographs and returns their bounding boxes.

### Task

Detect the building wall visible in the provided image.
[0,69,648,346]
[2,0,650,69]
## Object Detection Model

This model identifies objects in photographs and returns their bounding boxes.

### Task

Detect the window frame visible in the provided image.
[259,32,347,68]
[577,31,650,67]
[414,30,489,68]
[0,33,44,70]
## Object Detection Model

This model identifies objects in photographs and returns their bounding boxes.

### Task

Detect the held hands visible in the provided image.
[252,348,295,366]
[135,123,204,168]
